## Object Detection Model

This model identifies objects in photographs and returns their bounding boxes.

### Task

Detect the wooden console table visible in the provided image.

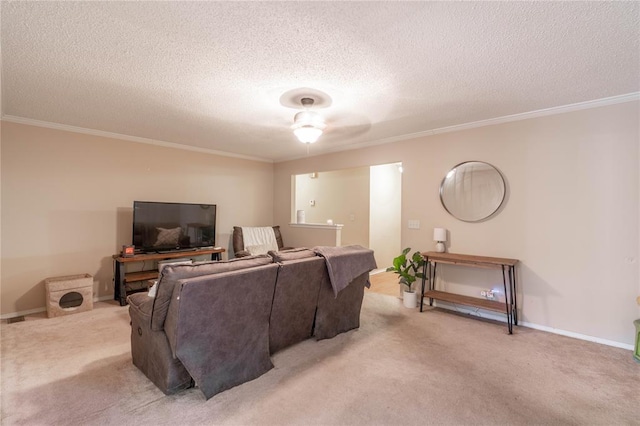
[113,248,225,306]
[420,252,519,334]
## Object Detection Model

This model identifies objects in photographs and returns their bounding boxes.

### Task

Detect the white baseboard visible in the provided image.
[429,300,634,351]
[1,295,116,320]
[0,306,47,320]
[519,321,634,351]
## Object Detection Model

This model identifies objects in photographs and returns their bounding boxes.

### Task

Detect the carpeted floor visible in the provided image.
[1,293,638,425]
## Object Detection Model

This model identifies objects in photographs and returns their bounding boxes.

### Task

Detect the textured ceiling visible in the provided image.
[2,1,639,162]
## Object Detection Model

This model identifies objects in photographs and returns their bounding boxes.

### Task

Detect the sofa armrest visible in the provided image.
[128,292,154,323]
[128,289,192,394]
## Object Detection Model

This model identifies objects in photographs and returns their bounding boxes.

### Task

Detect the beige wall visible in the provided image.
[294,167,370,246]
[275,101,640,346]
[1,122,274,315]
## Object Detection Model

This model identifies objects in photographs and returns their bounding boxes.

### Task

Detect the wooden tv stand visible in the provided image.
[112,247,225,306]
[420,251,519,334]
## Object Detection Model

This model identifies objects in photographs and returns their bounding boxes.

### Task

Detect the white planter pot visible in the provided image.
[403,290,417,309]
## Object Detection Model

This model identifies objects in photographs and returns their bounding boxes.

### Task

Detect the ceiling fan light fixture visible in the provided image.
[291,97,326,144]
[293,126,324,144]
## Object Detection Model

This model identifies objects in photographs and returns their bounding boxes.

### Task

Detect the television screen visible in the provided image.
[132,201,216,252]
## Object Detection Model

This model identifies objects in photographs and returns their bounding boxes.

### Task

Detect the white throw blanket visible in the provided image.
[242,227,278,255]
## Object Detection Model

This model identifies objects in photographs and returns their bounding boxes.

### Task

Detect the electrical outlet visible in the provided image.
[481,290,495,299]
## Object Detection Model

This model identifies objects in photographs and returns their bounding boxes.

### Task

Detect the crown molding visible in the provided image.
[3,92,637,164]
[421,91,640,137]
[0,115,274,163]
[274,92,640,162]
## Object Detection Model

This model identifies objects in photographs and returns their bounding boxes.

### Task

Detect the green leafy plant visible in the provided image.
[386,247,425,292]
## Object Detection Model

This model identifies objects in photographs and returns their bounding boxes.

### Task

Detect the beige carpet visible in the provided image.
[1,293,638,425]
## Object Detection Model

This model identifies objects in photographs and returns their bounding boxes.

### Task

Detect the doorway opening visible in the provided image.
[292,162,402,268]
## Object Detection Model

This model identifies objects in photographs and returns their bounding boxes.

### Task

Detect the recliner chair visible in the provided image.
[232,225,293,257]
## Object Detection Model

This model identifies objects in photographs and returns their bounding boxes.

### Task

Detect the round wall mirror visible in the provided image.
[440,161,506,222]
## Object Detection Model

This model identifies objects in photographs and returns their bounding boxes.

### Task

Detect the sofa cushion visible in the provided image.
[268,248,316,262]
[168,263,279,399]
[269,256,326,354]
[150,254,273,331]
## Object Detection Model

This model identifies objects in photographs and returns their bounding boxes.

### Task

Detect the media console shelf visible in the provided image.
[113,248,225,306]
[420,251,519,334]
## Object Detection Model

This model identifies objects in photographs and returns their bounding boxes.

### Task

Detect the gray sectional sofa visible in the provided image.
[127,246,377,399]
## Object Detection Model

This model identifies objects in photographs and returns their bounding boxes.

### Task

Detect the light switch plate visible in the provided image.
[408,220,420,229]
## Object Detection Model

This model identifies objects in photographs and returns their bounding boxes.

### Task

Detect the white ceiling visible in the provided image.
[2,1,639,162]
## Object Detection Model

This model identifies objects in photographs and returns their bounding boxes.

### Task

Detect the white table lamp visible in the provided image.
[433,228,447,253]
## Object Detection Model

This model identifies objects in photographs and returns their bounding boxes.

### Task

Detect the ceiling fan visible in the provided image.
[280,87,371,145]
[291,97,326,144]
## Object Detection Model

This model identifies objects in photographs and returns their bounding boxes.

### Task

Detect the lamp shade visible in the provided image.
[292,109,326,144]
[293,126,323,144]
[433,228,447,242]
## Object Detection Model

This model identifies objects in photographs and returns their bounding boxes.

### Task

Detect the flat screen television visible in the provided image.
[132,201,216,252]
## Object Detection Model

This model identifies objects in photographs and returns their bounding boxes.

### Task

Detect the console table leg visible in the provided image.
[510,266,518,325]
[115,260,127,306]
[502,265,512,334]
[420,261,427,312]
[430,262,437,307]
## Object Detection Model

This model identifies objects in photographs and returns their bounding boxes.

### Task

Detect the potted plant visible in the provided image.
[386,248,425,308]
